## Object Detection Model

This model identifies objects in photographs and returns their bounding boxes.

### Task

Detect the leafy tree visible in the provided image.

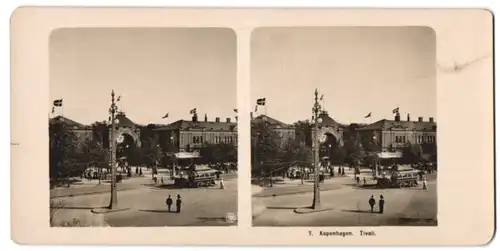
[402,142,423,164]
[50,123,84,186]
[200,143,237,165]
[294,120,312,147]
[343,137,363,167]
[91,121,109,149]
[251,120,281,172]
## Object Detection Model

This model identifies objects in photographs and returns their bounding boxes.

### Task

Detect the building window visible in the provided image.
[193,136,196,143]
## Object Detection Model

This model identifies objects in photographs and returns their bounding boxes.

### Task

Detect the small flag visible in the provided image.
[51,107,55,114]
[162,113,169,119]
[254,105,258,112]
[256,98,266,106]
[392,107,399,114]
[190,108,197,114]
[364,112,371,118]
[117,96,121,102]
[53,99,63,107]
[233,109,238,113]
[320,94,324,101]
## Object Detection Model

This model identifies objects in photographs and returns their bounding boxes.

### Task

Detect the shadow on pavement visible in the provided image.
[55,206,108,210]
[267,206,300,210]
[342,209,378,214]
[138,209,178,214]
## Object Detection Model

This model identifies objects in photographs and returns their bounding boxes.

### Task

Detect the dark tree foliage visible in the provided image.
[50,123,107,187]
[199,143,237,165]
[251,120,281,170]
[402,142,424,164]
[293,120,312,147]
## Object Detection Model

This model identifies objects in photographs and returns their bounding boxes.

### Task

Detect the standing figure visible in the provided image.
[176,194,182,213]
[379,195,385,214]
[166,195,173,212]
[422,177,428,190]
[220,177,225,189]
[338,166,342,175]
[342,167,346,176]
[161,176,164,184]
[356,176,360,185]
[363,177,367,185]
[369,195,376,212]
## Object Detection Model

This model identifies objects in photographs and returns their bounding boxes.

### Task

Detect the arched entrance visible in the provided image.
[112,127,141,167]
[314,127,344,164]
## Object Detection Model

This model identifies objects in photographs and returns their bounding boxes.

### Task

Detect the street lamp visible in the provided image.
[108,90,120,209]
[311,88,325,210]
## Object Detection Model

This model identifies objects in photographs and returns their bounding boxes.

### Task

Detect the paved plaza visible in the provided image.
[252,170,437,226]
[51,171,237,227]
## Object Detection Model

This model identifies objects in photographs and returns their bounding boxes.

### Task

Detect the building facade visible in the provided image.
[155,114,238,152]
[49,115,93,142]
[251,114,295,146]
[356,113,437,151]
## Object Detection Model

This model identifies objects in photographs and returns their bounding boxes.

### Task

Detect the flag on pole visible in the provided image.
[256,98,266,106]
[320,94,324,101]
[53,99,63,107]
[162,113,169,119]
[392,107,399,114]
[51,107,55,114]
[233,109,238,113]
[190,108,197,114]
[117,96,121,102]
[364,112,371,118]
[254,105,258,112]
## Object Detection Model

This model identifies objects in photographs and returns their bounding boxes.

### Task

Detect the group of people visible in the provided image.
[368,194,385,213]
[165,194,183,213]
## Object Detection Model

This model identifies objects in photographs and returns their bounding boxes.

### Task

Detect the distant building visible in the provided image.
[356,113,437,151]
[251,114,295,145]
[49,115,93,142]
[155,114,238,152]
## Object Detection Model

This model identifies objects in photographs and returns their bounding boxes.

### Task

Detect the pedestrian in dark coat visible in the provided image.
[369,195,376,212]
[166,195,173,212]
[342,167,345,176]
[176,194,182,213]
[363,177,367,185]
[379,195,385,214]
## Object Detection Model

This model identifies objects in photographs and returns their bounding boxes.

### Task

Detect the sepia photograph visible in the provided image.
[251,27,438,226]
[48,28,238,227]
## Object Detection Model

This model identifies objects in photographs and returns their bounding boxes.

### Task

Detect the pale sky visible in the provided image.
[50,28,236,125]
[251,27,436,124]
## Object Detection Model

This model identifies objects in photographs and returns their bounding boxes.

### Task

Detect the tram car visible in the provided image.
[173,166,220,188]
[374,166,420,188]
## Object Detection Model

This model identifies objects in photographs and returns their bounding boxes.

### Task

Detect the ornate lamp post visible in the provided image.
[311,89,325,209]
[108,90,120,209]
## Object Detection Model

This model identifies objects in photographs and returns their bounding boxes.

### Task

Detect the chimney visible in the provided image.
[226,118,231,123]
[192,114,198,122]
[407,113,410,121]
[215,117,220,123]
[429,117,434,123]
[418,117,423,122]
[204,113,207,122]
[395,113,400,122]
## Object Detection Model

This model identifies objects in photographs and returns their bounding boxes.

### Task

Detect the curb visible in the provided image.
[255,185,342,198]
[50,187,138,199]
[294,207,335,214]
[91,207,130,214]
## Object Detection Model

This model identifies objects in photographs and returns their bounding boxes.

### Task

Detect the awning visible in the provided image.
[377,151,403,159]
[173,152,201,159]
